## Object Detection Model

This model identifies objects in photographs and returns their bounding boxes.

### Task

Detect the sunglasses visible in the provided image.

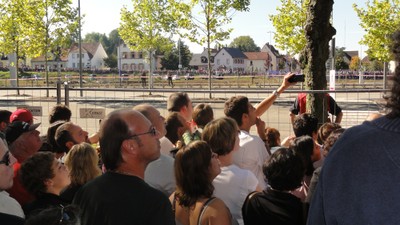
[0,150,10,166]
[127,126,157,140]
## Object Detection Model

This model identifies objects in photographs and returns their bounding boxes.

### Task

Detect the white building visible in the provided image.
[67,43,108,70]
[213,47,246,72]
[117,43,161,72]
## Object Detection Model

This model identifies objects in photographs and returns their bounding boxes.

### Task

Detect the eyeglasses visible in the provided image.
[0,151,10,166]
[127,126,157,139]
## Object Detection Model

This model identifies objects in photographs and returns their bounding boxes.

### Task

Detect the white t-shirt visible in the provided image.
[145,154,176,197]
[0,191,25,218]
[160,136,175,156]
[213,164,259,225]
[233,130,269,190]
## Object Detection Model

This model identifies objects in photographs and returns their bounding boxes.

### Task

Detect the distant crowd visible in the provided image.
[0,30,400,225]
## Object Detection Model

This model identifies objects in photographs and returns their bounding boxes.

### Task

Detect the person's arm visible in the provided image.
[206,198,232,225]
[255,72,295,117]
[334,111,343,124]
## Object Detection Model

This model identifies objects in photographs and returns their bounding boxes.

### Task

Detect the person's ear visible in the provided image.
[0,121,7,130]
[121,139,138,154]
[66,141,75,151]
[44,178,53,188]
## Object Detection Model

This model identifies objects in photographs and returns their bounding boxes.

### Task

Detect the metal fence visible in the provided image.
[0,81,387,139]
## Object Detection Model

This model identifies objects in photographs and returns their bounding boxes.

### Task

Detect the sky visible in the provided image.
[72,0,368,57]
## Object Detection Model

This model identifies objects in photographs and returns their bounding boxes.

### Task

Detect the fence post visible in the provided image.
[64,83,69,106]
[56,82,61,104]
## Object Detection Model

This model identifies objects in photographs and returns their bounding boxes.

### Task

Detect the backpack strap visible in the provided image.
[197,197,216,225]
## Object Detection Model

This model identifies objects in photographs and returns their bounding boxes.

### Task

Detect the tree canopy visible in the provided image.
[228,36,260,52]
[269,0,308,55]
[160,40,191,70]
[354,0,400,62]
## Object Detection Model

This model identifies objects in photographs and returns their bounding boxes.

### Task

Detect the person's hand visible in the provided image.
[281,72,296,89]
[281,135,296,147]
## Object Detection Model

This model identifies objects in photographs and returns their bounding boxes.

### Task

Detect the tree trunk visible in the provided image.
[302,0,336,126]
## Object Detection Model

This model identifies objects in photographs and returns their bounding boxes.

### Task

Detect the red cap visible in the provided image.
[10,109,34,124]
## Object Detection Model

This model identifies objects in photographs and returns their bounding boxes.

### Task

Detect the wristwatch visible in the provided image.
[272,90,280,97]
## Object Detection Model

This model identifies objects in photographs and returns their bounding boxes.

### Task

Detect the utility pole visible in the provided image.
[78,0,83,96]
[178,39,182,76]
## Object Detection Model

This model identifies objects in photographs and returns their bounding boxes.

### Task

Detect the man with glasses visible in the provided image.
[73,109,175,225]
[0,140,25,224]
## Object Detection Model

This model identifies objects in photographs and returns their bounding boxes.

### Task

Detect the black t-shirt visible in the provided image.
[242,189,305,225]
[73,172,175,225]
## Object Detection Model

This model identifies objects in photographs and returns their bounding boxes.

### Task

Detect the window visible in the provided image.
[138,52,143,58]
[131,53,135,58]
[217,59,220,65]
[72,54,75,59]
[226,59,230,65]
[72,63,76,68]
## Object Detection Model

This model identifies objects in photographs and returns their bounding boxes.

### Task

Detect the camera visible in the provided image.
[288,74,305,83]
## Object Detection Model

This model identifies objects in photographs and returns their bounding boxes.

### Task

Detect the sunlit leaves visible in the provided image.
[353,0,400,61]
[269,0,308,55]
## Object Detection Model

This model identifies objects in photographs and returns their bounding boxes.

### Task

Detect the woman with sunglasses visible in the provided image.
[19,152,71,217]
[171,140,237,225]
[0,140,25,225]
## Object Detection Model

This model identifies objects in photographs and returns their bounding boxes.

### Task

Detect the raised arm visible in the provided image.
[255,72,295,117]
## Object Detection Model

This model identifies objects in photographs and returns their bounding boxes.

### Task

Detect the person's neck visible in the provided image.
[218,153,234,167]
[240,125,250,133]
[113,164,144,179]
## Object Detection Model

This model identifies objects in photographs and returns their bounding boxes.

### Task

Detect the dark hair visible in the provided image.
[317,122,341,145]
[263,148,304,191]
[20,152,55,197]
[265,127,281,147]
[224,96,249,126]
[165,112,186,145]
[202,117,238,156]
[293,113,318,137]
[25,205,80,225]
[175,141,214,208]
[289,135,314,176]
[0,110,11,123]
[54,122,76,153]
[323,128,345,157]
[99,110,131,171]
[47,121,67,154]
[386,31,400,118]
[192,104,214,128]
[49,104,72,124]
[167,92,190,112]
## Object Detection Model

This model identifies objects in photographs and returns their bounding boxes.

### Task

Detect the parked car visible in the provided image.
[163,74,180,80]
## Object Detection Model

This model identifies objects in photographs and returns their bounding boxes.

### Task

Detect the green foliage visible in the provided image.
[104,55,118,69]
[354,0,400,62]
[229,36,260,52]
[349,56,361,71]
[269,0,308,55]
[119,0,177,55]
[161,40,192,70]
[335,47,349,70]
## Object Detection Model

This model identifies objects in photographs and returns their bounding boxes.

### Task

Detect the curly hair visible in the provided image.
[49,104,71,124]
[64,143,101,186]
[202,117,238,156]
[263,148,304,191]
[224,96,249,126]
[317,122,341,145]
[323,128,345,157]
[174,141,214,208]
[293,113,318,137]
[19,152,55,197]
[386,31,400,118]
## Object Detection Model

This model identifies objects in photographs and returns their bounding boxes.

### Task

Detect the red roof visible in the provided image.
[243,52,269,60]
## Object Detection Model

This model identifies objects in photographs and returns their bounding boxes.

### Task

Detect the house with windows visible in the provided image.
[67,43,108,70]
[243,52,270,74]
[117,42,162,72]
[213,47,247,72]
[31,52,68,71]
[260,42,282,73]
[189,48,217,71]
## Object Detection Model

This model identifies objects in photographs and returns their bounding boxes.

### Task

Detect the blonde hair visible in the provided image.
[64,142,101,186]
